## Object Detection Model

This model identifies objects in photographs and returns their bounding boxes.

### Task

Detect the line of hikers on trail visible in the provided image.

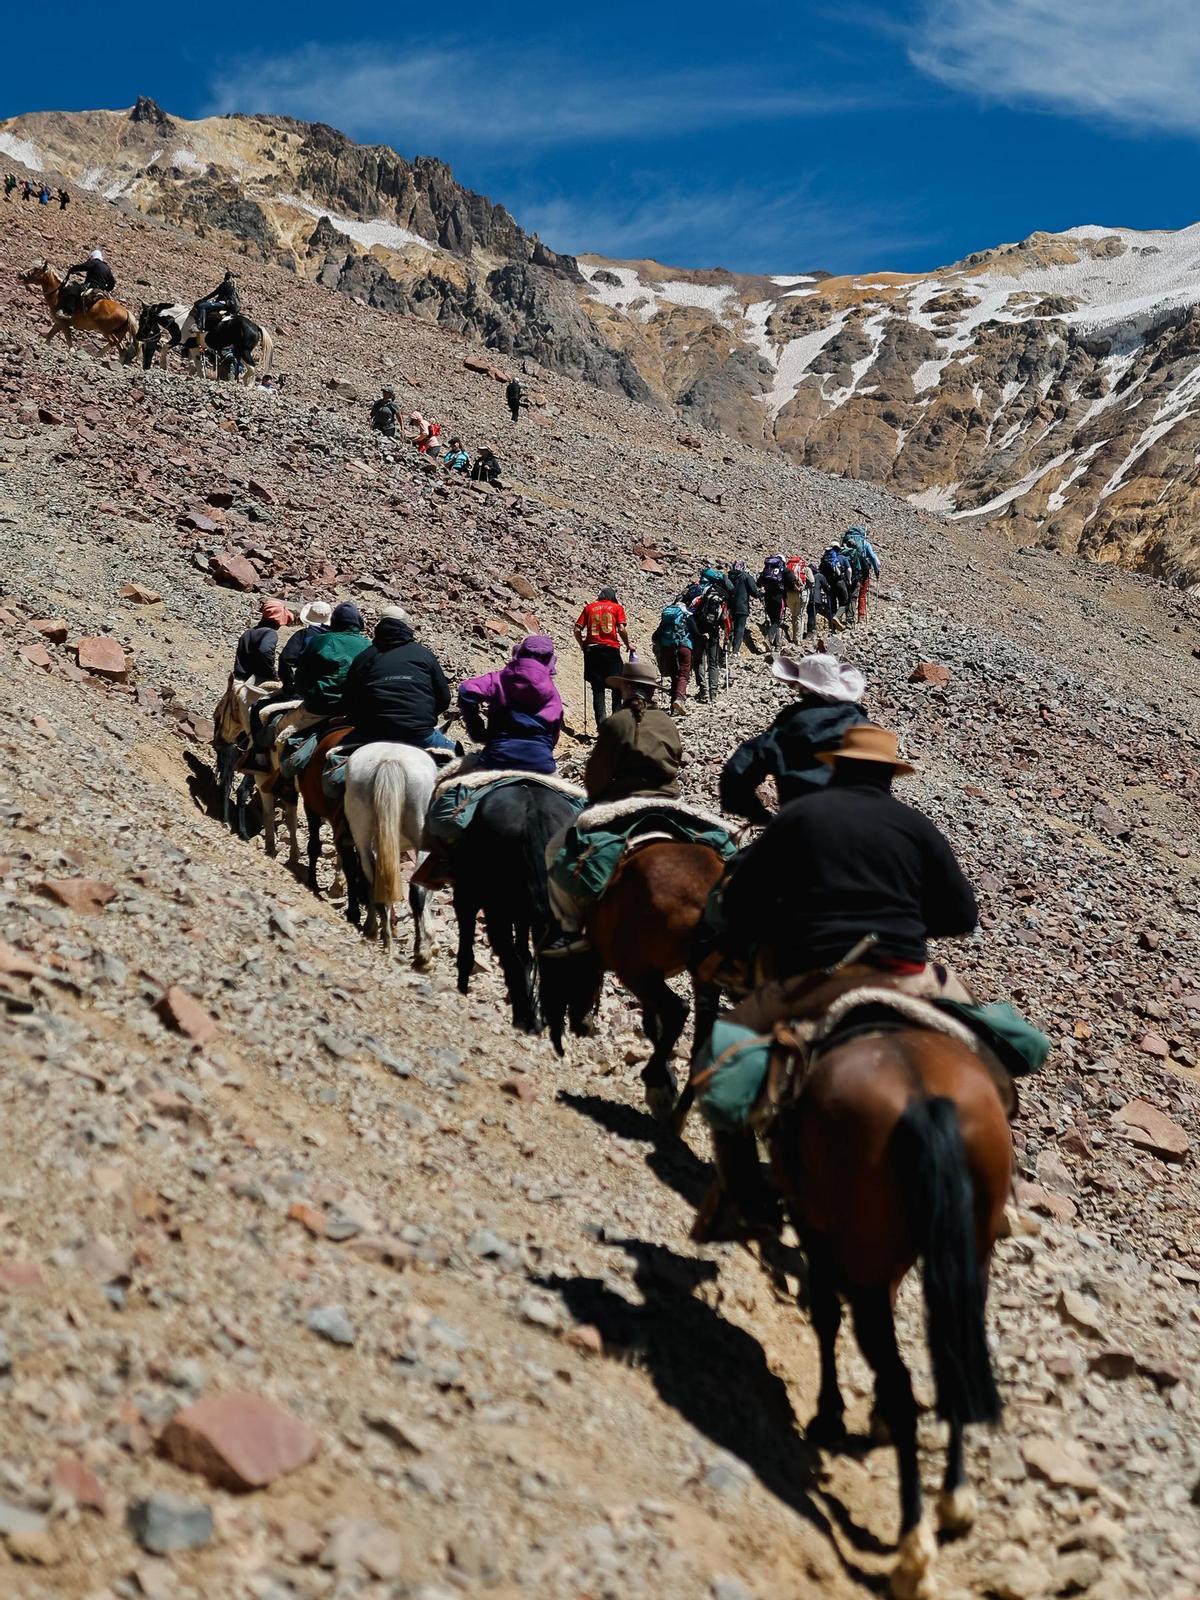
[5,174,70,207]
[369,387,503,485]
[620,526,881,717]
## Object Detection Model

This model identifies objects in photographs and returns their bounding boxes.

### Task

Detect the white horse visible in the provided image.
[212,677,301,868]
[344,743,438,965]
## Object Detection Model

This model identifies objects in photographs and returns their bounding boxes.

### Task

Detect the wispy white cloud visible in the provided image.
[516,180,935,275]
[911,0,1200,135]
[207,41,877,148]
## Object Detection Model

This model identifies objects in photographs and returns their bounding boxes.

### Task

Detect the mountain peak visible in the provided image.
[129,96,174,130]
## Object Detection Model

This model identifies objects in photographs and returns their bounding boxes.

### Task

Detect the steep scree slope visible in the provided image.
[0,182,1199,1600]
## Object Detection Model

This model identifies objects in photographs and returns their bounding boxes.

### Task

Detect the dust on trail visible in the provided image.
[0,181,1198,1600]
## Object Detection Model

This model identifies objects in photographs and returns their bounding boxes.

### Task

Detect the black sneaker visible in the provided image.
[541,933,591,960]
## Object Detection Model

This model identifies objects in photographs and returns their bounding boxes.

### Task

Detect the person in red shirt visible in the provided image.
[574,587,631,730]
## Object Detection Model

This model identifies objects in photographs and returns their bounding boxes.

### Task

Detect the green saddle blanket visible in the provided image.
[695,999,1048,1136]
[425,775,585,851]
[550,808,738,908]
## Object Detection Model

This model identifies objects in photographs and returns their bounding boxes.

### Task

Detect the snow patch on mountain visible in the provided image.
[276,195,440,255]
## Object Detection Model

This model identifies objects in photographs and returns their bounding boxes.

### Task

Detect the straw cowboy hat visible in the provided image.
[605,657,664,692]
[299,601,332,627]
[771,653,866,703]
[817,723,916,774]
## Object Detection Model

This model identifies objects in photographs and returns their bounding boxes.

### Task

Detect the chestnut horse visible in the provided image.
[740,968,1013,1599]
[542,840,724,1119]
[295,725,356,912]
[21,263,138,354]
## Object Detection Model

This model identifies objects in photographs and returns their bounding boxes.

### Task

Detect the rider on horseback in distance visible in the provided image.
[193,269,241,333]
[693,722,979,1243]
[61,248,115,314]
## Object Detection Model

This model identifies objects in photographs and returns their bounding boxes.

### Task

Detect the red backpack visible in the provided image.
[786,556,811,586]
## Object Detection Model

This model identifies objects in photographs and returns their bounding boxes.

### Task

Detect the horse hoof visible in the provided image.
[643,1081,676,1123]
[890,1520,938,1600]
[936,1486,977,1536]
[806,1408,846,1449]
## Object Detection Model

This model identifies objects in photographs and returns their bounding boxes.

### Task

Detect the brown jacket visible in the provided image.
[585,703,682,804]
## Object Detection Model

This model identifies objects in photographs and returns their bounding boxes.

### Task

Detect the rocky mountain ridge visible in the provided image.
[5,100,1200,581]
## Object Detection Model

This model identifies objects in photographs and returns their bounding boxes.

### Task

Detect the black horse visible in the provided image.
[181,309,273,381]
[451,781,581,1034]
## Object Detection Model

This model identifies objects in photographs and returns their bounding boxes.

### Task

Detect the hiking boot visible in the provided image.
[671,698,688,718]
[541,932,592,960]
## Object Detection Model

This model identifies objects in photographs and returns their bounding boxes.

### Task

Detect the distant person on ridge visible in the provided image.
[506,376,523,422]
[727,559,763,663]
[575,586,631,730]
[57,187,70,211]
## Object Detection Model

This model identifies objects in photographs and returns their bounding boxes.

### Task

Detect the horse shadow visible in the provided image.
[556,1090,895,1570]
[557,1089,710,1210]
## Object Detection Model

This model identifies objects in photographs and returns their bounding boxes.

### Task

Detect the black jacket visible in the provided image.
[68,258,115,293]
[722,774,977,972]
[342,618,451,742]
[728,568,763,618]
[371,398,400,437]
[233,624,277,683]
[277,624,326,694]
[720,700,867,825]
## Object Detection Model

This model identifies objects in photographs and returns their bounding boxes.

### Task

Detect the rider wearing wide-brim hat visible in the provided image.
[543,656,684,957]
[719,651,868,826]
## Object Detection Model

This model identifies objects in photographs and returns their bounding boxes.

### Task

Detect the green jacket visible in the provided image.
[294,628,371,714]
[584,703,682,804]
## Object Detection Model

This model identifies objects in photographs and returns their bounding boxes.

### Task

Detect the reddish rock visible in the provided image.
[77,636,128,682]
[640,559,666,575]
[120,583,161,605]
[1113,1099,1189,1161]
[463,355,493,376]
[247,478,275,503]
[37,406,64,425]
[36,878,118,914]
[161,1392,320,1491]
[909,662,952,688]
[505,573,539,601]
[0,1260,45,1291]
[1014,1179,1077,1224]
[156,985,218,1045]
[210,551,260,591]
[288,1201,328,1238]
[17,642,52,670]
[500,1077,537,1103]
[50,1456,106,1513]
[1137,1031,1170,1058]
[30,618,68,642]
[0,938,40,977]
[180,510,222,533]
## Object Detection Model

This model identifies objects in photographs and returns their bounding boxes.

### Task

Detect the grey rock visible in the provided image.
[127,1492,214,1554]
[307,1304,357,1346]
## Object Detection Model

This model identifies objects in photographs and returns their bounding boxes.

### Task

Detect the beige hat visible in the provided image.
[379,605,410,623]
[817,723,916,774]
[771,652,866,703]
[605,657,663,693]
[299,600,332,627]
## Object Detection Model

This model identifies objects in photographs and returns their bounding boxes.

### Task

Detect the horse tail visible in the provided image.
[522,792,561,935]
[258,328,274,373]
[371,758,407,907]
[892,1094,1001,1428]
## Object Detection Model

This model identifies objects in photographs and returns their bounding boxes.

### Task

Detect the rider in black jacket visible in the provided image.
[341,608,454,749]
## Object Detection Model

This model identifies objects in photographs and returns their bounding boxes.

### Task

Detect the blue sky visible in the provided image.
[5,1,1200,274]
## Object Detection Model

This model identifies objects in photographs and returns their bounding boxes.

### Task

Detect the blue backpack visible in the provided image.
[655,603,693,650]
[820,546,852,587]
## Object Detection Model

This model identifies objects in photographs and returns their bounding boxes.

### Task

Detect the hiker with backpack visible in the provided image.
[575,586,631,730]
[757,554,798,651]
[785,556,813,644]
[841,525,882,623]
[818,545,854,631]
[727,560,762,663]
[690,567,732,704]
[652,597,697,717]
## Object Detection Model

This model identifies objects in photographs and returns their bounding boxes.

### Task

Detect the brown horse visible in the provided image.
[21,263,138,354]
[542,841,725,1119]
[295,726,357,912]
[743,968,1013,1599]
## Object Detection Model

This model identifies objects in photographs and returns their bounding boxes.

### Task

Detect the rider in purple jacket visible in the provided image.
[458,635,563,774]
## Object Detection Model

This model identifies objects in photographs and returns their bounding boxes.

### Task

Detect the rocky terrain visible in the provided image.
[1,176,1199,1600]
[9,102,1200,581]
